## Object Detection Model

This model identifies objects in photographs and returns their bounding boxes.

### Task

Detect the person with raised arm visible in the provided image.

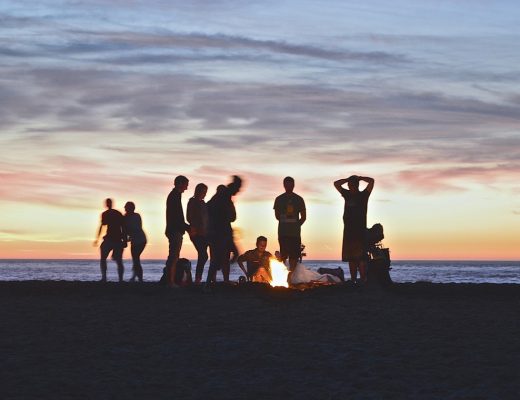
[334,175,375,284]
[94,198,127,282]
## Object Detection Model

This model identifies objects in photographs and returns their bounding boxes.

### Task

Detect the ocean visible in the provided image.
[0,259,518,284]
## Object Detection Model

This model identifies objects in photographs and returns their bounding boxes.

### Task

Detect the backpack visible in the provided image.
[158,258,193,286]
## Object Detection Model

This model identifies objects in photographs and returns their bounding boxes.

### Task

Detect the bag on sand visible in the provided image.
[158,258,193,286]
[367,247,392,286]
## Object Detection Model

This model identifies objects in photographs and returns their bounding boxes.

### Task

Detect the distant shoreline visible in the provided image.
[1,258,519,262]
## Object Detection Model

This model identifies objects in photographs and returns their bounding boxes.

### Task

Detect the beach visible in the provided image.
[1,281,519,400]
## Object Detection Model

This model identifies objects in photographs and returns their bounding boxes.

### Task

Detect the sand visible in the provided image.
[1,281,519,400]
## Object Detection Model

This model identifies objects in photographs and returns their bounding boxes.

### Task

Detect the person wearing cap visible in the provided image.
[334,175,375,283]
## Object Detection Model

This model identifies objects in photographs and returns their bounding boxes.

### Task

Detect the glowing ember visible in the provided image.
[269,258,290,288]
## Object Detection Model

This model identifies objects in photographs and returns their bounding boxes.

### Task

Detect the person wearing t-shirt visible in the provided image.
[273,177,306,272]
[334,175,375,283]
[94,198,127,282]
[124,201,147,283]
[237,236,272,283]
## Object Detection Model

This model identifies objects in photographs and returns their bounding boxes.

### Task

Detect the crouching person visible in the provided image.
[237,236,272,283]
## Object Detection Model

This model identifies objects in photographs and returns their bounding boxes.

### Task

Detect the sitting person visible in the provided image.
[237,236,273,283]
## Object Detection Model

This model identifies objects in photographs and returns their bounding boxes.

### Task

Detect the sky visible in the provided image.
[1,0,519,260]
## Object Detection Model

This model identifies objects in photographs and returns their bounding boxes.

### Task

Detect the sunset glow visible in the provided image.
[1,1,519,261]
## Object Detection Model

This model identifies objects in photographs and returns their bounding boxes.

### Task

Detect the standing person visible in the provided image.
[237,236,272,283]
[273,176,306,272]
[205,176,242,286]
[93,198,127,282]
[187,183,209,284]
[165,175,190,288]
[334,175,375,283]
[124,201,147,283]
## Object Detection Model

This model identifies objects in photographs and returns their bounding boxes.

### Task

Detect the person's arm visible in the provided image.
[120,214,128,248]
[334,178,349,193]
[229,201,236,223]
[93,214,104,247]
[299,208,306,226]
[274,198,281,221]
[237,253,249,279]
[93,221,103,247]
[359,176,375,193]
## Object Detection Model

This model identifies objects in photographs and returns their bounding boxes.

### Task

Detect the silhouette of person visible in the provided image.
[205,176,242,286]
[273,177,306,272]
[237,236,272,283]
[93,198,127,282]
[124,201,147,283]
[334,175,375,283]
[187,183,209,284]
[165,175,190,288]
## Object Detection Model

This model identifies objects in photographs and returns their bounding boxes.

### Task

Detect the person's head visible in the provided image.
[227,175,242,196]
[193,183,208,200]
[347,175,360,192]
[283,176,295,193]
[256,236,268,253]
[105,198,113,209]
[174,175,189,193]
[124,201,135,215]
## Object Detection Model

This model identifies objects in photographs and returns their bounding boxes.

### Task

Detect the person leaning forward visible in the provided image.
[165,175,190,288]
[237,236,272,283]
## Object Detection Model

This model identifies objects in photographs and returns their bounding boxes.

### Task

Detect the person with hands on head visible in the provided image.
[334,175,375,284]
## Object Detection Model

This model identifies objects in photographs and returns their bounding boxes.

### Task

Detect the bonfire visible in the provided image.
[268,258,290,288]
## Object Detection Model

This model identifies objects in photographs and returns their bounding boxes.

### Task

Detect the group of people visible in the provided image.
[94,173,375,287]
[93,199,147,282]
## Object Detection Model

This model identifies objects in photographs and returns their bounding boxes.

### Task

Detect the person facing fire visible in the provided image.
[237,236,272,283]
[273,176,306,272]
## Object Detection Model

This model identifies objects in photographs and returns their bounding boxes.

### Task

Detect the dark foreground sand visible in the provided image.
[1,281,519,400]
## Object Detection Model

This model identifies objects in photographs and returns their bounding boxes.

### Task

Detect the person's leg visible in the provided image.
[288,236,301,272]
[99,241,111,282]
[348,260,359,282]
[112,245,124,282]
[279,236,289,265]
[129,244,137,282]
[132,242,145,282]
[359,260,367,283]
[166,233,183,287]
[222,254,230,282]
[192,236,208,283]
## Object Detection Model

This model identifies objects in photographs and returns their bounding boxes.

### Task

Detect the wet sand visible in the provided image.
[1,281,519,399]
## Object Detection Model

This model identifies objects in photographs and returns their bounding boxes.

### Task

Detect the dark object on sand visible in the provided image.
[366,224,392,286]
[317,267,345,282]
[159,258,193,286]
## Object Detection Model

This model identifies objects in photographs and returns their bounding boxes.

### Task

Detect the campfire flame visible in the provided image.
[269,258,289,288]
